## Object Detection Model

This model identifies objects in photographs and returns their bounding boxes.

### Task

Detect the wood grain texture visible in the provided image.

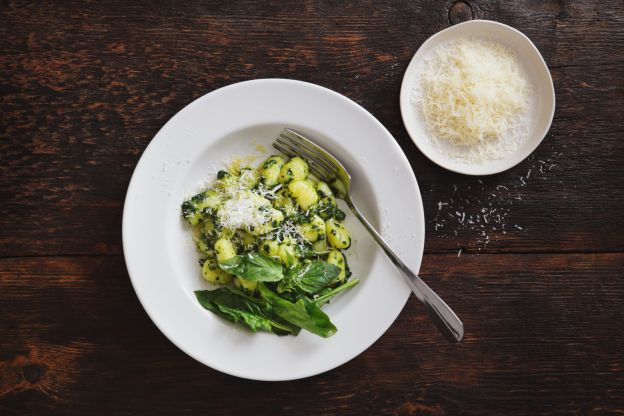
[1,0,623,256]
[1,0,623,415]
[0,253,623,415]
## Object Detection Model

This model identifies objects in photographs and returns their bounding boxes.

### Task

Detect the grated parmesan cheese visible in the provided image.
[217,190,272,230]
[263,220,307,248]
[411,38,531,164]
[211,169,274,230]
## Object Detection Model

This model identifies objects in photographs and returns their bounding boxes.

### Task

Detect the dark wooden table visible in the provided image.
[1,1,623,414]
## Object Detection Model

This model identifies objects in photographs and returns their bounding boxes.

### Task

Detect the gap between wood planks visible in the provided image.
[0,250,623,261]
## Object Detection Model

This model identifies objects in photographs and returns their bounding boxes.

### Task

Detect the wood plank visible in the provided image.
[1,253,622,414]
[1,1,623,256]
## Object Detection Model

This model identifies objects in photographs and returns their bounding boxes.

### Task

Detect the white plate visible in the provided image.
[123,79,424,381]
[400,20,555,175]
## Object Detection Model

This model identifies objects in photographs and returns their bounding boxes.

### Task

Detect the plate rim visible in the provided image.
[122,78,424,380]
[399,19,556,176]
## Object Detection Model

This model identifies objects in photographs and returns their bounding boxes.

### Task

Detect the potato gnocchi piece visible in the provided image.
[202,217,217,237]
[298,214,326,243]
[202,259,233,284]
[326,249,346,281]
[325,218,351,249]
[312,238,328,253]
[330,178,348,199]
[251,209,284,236]
[194,236,213,256]
[259,239,280,258]
[273,188,298,217]
[279,156,308,184]
[288,180,319,210]
[260,155,285,187]
[234,277,258,292]
[202,190,222,211]
[182,189,223,225]
[234,230,256,251]
[277,236,299,267]
[215,238,237,263]
[215,170,238,191]
[238,166,260,189]
[316,181,335,206]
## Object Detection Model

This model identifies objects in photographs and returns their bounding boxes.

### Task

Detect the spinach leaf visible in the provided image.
[258,283,337,338]
[314,278,360,306]
[195,288,297,334]
[218,252,284,282]
[216,303,273,332]
[195,288,270,332]
[282,262,341,294]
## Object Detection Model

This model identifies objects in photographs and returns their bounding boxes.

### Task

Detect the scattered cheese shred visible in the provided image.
[225,155,258,175]
[412,38,531,163]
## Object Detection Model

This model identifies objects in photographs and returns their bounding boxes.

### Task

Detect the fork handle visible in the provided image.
[345,198,464,342]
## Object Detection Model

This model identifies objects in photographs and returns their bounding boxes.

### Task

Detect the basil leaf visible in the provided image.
[195,288,297,334]
[289,262,341,294]
[258,283,337,338]
[218,252,284,282]
[276,278,296,295]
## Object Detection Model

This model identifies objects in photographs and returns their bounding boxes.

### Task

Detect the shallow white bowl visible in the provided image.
[122,79,425,381]
[400,20,555,175]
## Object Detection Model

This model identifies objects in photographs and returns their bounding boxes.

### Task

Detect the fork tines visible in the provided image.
[273,129,337,182]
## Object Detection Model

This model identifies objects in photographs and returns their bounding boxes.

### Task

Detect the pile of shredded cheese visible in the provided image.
[213,168,273,230]
[412,38,531,163]
[217,190,272,230]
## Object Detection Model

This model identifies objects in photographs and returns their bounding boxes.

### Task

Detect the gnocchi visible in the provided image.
[288,180,319,210]
[279,156,308,184]
[260,155,284,186]
[182,152,357,338]
[325,218,351,249]
[202,259,233,284]
[326,250,346,281]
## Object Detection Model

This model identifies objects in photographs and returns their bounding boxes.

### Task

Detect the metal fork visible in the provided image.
[273,128,464,342]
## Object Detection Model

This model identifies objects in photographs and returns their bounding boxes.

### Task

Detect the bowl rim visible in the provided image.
[399,19,556,176]
[122,78,425,380]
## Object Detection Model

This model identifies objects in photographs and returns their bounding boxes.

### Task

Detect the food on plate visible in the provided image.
[181,154,359,337]
[411,38,532,163]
